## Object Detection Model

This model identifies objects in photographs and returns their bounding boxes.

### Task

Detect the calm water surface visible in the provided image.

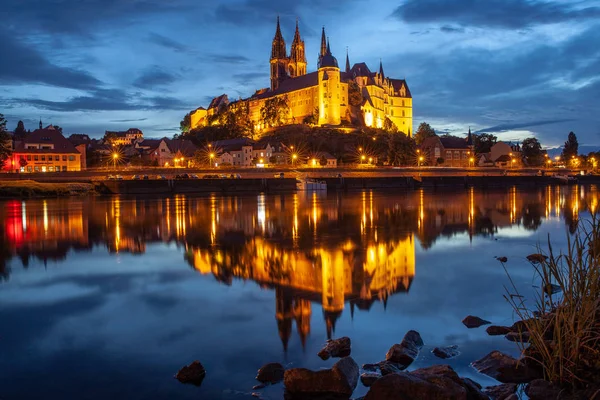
[0,186,598,399]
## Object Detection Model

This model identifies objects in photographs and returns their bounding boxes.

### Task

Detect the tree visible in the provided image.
[562,131,578,160]
[414,122,435,145]
[14,120,26,139]
[348,81,363,107]
[387,132,417,166]
[521,137,544,166]
[0,114,12,168]
[303,107,318,125]
[260,96,289,128]
[320,155,328,166]
[103,131,118,146]
[19,158,28,168]
[180,112,191,133]
[52,125,63,134]
[473,133,497,154]
[383,117,398,134]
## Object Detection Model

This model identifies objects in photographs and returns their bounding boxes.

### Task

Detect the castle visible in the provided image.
[191,18,413,135]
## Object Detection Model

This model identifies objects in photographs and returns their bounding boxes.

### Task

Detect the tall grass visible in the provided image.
[502,214,600,387]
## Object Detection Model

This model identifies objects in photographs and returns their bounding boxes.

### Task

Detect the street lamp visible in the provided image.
[368,157,373,164]
[469,157,474,167]
[361,155,366,164]
[418,156,423,167]
[112,153,119,170]
[292,153,297,166]
[547,159,552,168]
[511,158,516,168]
[210,153,215,167]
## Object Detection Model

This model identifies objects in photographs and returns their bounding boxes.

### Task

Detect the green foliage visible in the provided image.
[188,102,254,142]
[414,122,435,145]
[383,117,398,134]
[103,131,118,146]
[303,107,318,125]
[386,132,416,166]
[260,96,289,128]
[473,133,497,154]
[180,112,191,133]
[348,81,363,107]
[521,137,544,166]
[562,131,578,160]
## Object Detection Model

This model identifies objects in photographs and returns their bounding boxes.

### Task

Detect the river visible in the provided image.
[0,185,596,399]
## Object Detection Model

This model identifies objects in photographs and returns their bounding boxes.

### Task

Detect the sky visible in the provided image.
[0,0,599,149]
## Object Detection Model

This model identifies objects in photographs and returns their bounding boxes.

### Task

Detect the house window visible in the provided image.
[63,166,67,171]
[161,148,166,152]
[69,155,75,161]
[34,166,39,172]
[55,155,59,161]
[27,155,31,161]
[402,110,405,117]
[434,147,440,158]
[454,151,460,159]
[446,151,452,160]
[27,166,32,172]
[49,166,54,172]
[34,155,39,161]
[62,155,67,161]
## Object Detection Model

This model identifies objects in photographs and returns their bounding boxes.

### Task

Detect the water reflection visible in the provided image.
[0,185,599,346]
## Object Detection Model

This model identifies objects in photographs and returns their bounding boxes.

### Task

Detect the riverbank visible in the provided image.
[0,180,95,198]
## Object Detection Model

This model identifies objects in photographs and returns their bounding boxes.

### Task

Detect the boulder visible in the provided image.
[472,351,541,383]
[484,383,517,400]
[432,345,460,359]
[525,379,562,400]
[462,378,488,400]
[284,357,359,399]
[378,361,405,375]
[486,325,512,336]
[505,331,530,343]
[462,315,491,328]
[256,362,285,384]
[317,336,352,360]
[364,368,468,400]
[360,372,381,387]
[175,360,206,386]
[385,330,423,368]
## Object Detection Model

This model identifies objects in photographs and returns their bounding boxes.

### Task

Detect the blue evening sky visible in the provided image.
[0,0,599,149]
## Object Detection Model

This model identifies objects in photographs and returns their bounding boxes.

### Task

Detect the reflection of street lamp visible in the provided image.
[112,153,119,170]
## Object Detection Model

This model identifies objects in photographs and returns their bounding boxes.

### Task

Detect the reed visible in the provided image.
[502,214,600,387]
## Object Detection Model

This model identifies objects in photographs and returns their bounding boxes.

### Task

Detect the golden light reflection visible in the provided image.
[43,200,48,234]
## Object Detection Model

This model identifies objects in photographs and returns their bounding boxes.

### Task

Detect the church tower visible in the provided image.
[289,20,306,78]
[270,16,288,91]
[317,27,327,69]
[318,36,341,125]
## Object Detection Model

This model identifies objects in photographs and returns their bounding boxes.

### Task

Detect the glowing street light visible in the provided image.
[511,158,516,168]
[361,155,366,164]
[209,153,215,167]
[418,156,423,167]
[368,157,373,164]
[112,153,119,170]
[547,159,552,168]
[469,157,474,167]
[292,153,298,166]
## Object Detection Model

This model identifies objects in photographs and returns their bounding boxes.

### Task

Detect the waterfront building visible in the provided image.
[4,125,85,173]
[420,129,475,167]
[146,138,198,167]
[192,18,413,135]
[105,128,144,146]
[478,141,523,168]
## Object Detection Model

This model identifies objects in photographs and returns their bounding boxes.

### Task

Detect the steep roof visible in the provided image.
[439,136,471,150]
[15,127,80,154]
[163,139,198,157]
[211,138,255,152]
[389,79,412,98]
[208,94,228,110]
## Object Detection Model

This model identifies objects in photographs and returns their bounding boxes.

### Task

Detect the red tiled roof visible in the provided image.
[15,128,80,154]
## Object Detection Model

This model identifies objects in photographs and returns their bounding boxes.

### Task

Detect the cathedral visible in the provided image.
[191,18,413,135]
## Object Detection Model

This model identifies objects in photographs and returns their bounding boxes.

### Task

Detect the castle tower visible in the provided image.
[318,37,341,125]
[270,16,289,91]
[289,19,306,78]
[317,27,327,68]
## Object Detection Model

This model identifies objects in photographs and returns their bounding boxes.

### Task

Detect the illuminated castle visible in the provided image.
[192,18,413,135]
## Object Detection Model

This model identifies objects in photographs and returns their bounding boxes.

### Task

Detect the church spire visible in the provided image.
[271,16,286,60]
[467,126,473,146]
[39,119,42,129]
[289,18,306,77]
[320,26,327,57]
[345,47,350,73]
[292,18,301,43]
[379,59,385,80]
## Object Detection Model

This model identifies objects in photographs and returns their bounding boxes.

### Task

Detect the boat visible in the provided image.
[551,174,577,184]
[296,178,327,191]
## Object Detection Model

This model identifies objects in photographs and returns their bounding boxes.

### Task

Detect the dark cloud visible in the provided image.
[110,118,148,123]
[232,72,268,86]
[0,28,102,90]
[133,66,178,89]
[439,25,465,33]
[148,33,188,52]
[476,119,576,133]
[392,0,600,29]
[208,54,251,64]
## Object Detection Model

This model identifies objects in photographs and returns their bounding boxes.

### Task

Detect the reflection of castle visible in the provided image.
[190,235,415,346]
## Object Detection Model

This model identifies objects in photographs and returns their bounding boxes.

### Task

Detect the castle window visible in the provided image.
[391,110,394,116]
[402,100,405,107]
[402,110,405,117]
[323,83,327,88]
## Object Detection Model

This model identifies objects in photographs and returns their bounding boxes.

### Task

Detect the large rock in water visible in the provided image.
[256,362,285,384]
[484,383,517,400]
[472,351,541,383]
[462,315,491,328]
[385,330,424,368]
[175,361,206,386]
[486,325,512,336]
[365,365,468,400]
[317,336,351,360]
[432,345,460,359]
[284,357,359,399]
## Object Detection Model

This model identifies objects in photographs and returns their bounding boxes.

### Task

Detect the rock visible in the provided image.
[362,363,379,372]
[364,367,468,400]
[317,336,351,360]
[486,325,512,336]
[385,330,423,368]
[360,372,380,387]
[462,315,492,328]
[484,383,517,400]
[505,331,531,343]
[510,318,534,333]
[526,253,548,264]
[175,360,206,386]
[505,395,518,400]
[472,350,542,383]
[462,378,489,400]
[256,362,285,384]
[284,357,359,398]
[378,361,405,375]
[525,379,562,400]
[432,345,460,359]
[496,256,508,263]
[252,383,267,390]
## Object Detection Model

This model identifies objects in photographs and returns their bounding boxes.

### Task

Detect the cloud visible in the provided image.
[439,25,465,33]
[476,119,576,133]
[133,66,178,89]
[208,54,251,64]
[148,33,188,52]
[392,0,600,29]
[0,28,102,90]
[110,118,148,123]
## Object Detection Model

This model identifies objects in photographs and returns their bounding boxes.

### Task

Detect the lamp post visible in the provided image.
[511,158,516,169]
[361,155,366,164]
[418,156,423,167]
[469,157,474,168]
[210,153,215,168]
[368,157,373,164]
[112,153,119,170]
[547,159,552,169]
[292,153,297,166]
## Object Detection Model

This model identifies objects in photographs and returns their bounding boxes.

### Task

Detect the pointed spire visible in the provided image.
[379,59,385,80]
[467,126,473,146]
[39,118,42,129]
[293,18,301,43]
[345,47,350,73]
[271,15,287,60]
[275,15,282,38]
[326,37,331,54]
[320,26,327,56]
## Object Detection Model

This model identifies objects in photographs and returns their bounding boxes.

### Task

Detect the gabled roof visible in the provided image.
[163,139,198,157]
[439,136,471,150]
[211,138,255,152]
[15,127,80,154]
[208,94,229,110]
[389,79,412,98]
[495,154,512,162]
